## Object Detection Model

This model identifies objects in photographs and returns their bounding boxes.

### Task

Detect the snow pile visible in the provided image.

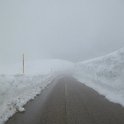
[74,48,124,106]
[0,74,54,124]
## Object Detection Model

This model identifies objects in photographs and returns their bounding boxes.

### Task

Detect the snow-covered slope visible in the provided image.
[74,48,124,106]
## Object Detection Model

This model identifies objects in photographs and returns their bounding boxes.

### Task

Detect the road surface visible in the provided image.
[6,76,124,124]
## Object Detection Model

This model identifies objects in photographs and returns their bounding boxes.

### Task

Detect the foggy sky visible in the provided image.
[0,0,124,66]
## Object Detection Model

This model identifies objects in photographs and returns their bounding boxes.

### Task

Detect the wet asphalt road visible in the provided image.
[6,76,124,124]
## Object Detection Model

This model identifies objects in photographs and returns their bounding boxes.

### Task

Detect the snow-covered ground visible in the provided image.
[0,59,74,124]
[74,48,124,106]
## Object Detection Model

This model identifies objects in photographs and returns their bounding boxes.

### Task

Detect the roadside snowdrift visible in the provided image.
[0,74,55,124]
[74,48,124,106]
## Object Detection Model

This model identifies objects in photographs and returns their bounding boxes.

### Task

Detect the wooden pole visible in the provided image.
[23,54,25,74]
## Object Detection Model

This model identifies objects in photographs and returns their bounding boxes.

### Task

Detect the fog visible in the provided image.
[0,0,124,66]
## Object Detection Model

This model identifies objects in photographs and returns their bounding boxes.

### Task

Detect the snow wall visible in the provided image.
[74,48,124,106]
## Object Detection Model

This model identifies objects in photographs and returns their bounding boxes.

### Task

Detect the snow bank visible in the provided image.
[0,74,55,124]
[74,48,124,106]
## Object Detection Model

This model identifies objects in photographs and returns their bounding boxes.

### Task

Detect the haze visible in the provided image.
[0,0,124,66]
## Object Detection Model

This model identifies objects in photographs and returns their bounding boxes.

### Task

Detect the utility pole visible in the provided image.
[23,54,25,74]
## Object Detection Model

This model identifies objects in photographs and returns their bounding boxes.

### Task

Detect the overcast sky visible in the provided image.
[0,0,124,66]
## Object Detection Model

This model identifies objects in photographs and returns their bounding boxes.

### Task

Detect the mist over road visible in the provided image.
[6,76,124,124]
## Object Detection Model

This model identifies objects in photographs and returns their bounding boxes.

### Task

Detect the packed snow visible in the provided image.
[0,59,74,124]
[74,48,124,106]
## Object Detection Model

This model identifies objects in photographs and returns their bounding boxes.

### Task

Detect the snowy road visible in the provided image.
[6,76,124,124]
